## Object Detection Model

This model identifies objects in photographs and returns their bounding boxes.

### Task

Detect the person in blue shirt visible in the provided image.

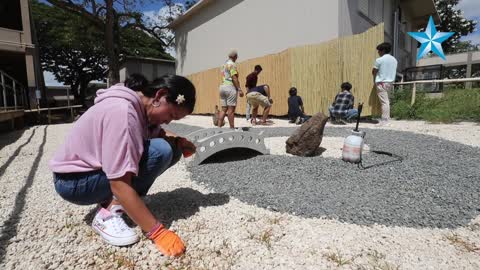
[287,87,309,124]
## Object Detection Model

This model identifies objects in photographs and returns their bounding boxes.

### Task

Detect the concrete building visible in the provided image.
[119,56,176,82]
[414,51,480,89]
[170,0,439,76]
[0,0,43,110]
[417,51,480,75]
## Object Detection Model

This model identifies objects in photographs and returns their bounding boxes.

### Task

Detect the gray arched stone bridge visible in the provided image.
[185,127,270,165]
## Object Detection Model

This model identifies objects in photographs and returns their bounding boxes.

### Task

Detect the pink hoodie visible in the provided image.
[49,84,148,179]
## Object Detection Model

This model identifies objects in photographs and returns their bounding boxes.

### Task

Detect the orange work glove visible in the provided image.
[176,137,196,158]
[148,223,186,257]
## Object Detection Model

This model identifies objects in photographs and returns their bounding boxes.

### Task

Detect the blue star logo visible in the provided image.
[407,16,454,61]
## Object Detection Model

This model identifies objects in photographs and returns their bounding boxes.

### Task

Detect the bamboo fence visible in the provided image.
[188,23,384,116]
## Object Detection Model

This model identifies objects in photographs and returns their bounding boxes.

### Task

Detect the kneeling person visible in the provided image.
[329,82,358,122]
[246,84,272,125]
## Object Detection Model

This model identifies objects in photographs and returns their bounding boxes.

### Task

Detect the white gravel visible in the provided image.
[0,116,479,270]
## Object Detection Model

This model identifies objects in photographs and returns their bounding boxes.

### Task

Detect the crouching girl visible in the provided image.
[49,74,196,257]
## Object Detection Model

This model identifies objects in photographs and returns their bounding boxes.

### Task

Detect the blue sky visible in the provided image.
[457,0,480,45]
[137,0,189,11]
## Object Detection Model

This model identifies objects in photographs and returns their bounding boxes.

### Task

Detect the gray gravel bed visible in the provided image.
[187,126,480,229]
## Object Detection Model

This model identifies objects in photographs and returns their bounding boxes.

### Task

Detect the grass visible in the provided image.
[323,250,352,266]
[391,88,480,123]
[167,239,238,270]
[269,216,283,225]
[358,250,400,270]
[445,233,480,253]
[259,228,273,249]
[99,250,136,269]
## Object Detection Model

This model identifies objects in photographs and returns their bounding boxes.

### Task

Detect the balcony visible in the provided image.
[0,27,33,53]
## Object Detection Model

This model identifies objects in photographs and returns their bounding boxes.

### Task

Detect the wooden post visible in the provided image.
[1,73,6,111]
[411,82,417,106]
[10,113,15,130]
[465,52,473,89]
[21,86,25,108]
[13,81,17,110]
[67,87,74,122]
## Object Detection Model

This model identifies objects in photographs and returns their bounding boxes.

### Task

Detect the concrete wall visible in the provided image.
[175,0,429,76]
[396,6,420,71]
[174,0,339,75]
[0,0,35,83]
[339,0,388,37]
[338,0,420,72]
[417,51,480,67]
[0,0,38,110]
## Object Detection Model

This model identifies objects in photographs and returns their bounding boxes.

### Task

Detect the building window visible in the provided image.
[0,1,23,31]
[358,0,384,24]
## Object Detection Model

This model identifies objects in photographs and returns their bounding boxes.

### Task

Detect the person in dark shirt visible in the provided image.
[287,87,309,124]
[328,82,358,122]
[245,65,263,121]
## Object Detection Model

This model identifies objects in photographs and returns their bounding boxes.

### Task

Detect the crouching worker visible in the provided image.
[246,84,272,125]
[329,82,358,122]
[49,74,196,257]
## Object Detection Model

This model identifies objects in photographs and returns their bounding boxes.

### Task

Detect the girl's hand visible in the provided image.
[176,137,196,158]
[148,223,186,257]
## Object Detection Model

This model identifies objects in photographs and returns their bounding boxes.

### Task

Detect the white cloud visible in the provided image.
[144,4,184,58]
[456,0,480,45]
[457,0,480,20]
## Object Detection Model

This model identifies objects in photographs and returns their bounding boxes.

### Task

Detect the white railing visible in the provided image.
[0,69,25,111]
[393,77,480,105]
[25,105,83,124]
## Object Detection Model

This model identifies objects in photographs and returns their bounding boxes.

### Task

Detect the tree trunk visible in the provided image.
[71,82,80,105]
[78,79,89,108]
[105,0,119,85]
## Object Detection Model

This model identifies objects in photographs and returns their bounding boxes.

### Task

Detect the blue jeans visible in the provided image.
[54,138,180,205]
[328,106,358,120]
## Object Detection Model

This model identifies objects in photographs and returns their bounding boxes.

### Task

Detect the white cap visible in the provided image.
[228,49,238,58]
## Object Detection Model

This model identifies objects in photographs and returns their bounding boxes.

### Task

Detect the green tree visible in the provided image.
[32,0,172,106]
[434,0,477,53]
[32,0,107,106]
[45,0,179,84]
[120,27,173,60]
[453,40,479,53]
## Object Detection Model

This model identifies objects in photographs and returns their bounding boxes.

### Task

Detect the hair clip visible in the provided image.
[176,94,185,105]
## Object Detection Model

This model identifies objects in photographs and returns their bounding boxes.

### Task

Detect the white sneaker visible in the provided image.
[91,205,139,246]
[295,116,301,124]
